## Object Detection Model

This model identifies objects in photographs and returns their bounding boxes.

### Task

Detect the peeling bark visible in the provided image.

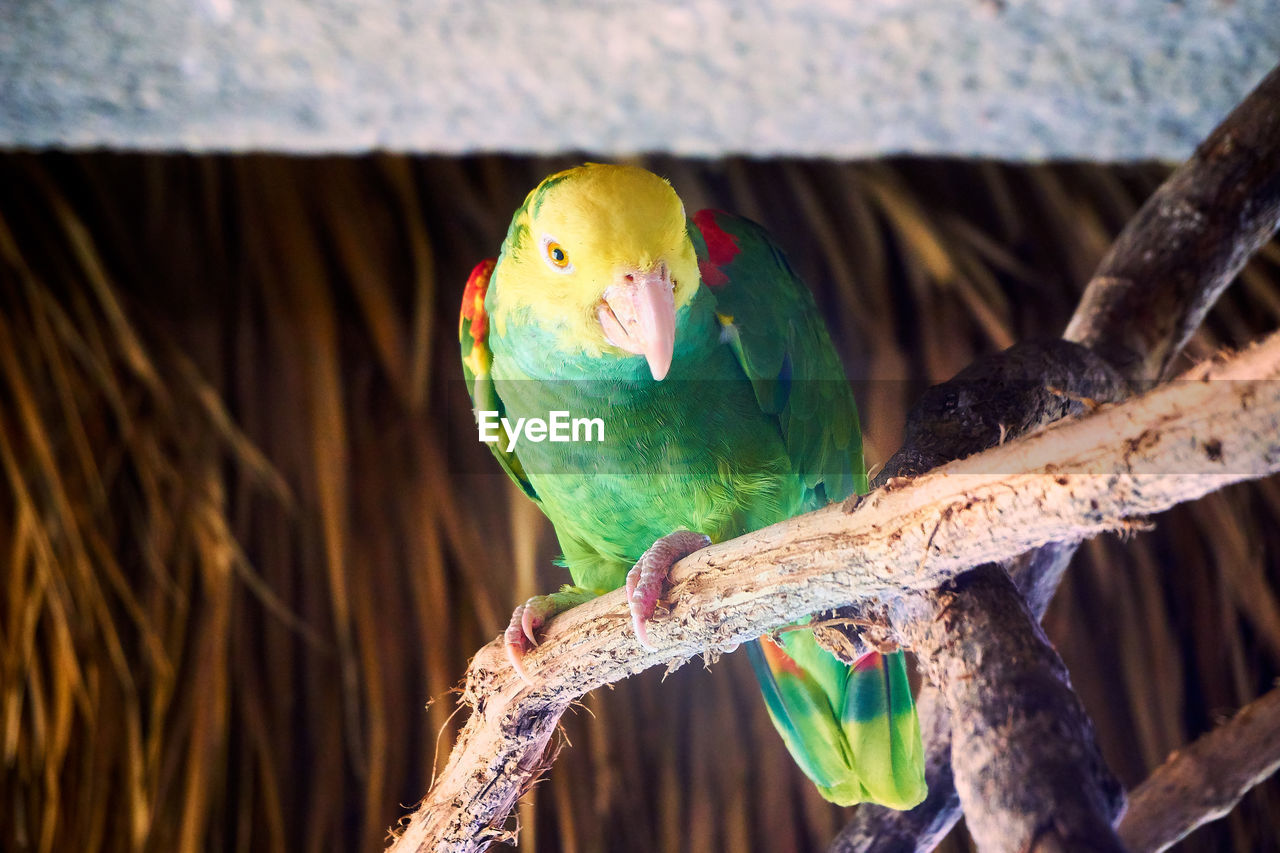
[829,545,1079,853]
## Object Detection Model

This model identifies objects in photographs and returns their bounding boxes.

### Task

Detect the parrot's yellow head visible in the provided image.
[490,164,701,380]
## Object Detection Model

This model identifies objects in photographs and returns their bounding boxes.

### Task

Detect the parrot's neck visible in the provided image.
[493,287,719,385]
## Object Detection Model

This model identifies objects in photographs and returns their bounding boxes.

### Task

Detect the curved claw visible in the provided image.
[505,604,534,683]
[504,596,560,683]
[505,635,532,683]
[625,564,639,604]
[625,530,712,649]
[625,568,652,648]
[521,606,544,648]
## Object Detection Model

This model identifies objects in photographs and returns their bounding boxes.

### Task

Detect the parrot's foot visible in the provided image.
[505,596,556,681]
[625,530,712,648]
[504,587,598,683]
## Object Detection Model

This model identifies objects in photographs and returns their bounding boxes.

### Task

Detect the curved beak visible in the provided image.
[597,264,676,381]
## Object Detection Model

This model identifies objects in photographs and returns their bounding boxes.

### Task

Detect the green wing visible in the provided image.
[459,259,538,503]
[690,209,865,504]
[692,210,924,809]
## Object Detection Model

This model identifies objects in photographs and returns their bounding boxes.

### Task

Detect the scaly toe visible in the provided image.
[625,530,712,648]
[505,603,538,683]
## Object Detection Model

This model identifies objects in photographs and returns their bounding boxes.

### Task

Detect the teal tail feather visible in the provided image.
[747,630,926,809]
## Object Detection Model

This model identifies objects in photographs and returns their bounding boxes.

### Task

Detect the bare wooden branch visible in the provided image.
[830,342,1127,852]
[864,341,1128,487]
[891,566,1125,853]
[1118,684,1280,853]
[830,544,1081,853]
[882,346,1131,852]
[389,333,1280,853]
[1064,62,1280,382]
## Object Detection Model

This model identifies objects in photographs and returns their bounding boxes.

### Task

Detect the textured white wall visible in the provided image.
[2,0,1279,159]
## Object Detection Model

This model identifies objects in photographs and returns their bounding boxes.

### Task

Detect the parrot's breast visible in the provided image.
[492,329,804,591]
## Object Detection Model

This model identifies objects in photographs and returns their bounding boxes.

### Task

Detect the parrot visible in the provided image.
[458,163,925,809]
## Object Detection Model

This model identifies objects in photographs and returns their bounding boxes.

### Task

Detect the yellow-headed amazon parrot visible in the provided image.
[458,163,925,809]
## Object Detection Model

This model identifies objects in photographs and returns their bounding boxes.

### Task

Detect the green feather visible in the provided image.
[460,167,921,810]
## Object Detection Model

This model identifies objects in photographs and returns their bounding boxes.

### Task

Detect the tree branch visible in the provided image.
[829,545,1084,853]
[1118,684,1280,852]
[834,60,1280,853]
[1064,64,1280,383]
[828,341,1130,852]
[891,565,1126,852]
[389,332,1280,853]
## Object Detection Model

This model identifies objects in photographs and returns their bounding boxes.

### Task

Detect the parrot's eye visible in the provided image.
[540,235,574,273]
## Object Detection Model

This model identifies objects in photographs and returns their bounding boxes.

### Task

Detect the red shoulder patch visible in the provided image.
[692,209,740,288]
[460,259,496,343]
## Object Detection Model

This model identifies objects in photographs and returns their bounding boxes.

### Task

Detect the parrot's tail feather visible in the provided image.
[747,633,926,810]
